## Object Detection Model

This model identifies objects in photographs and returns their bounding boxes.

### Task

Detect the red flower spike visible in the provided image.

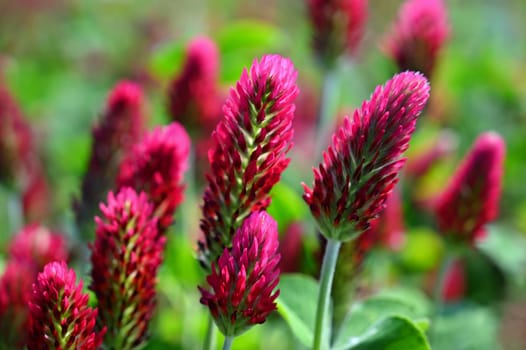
[0,81,33,186]
[198,54,298,268]
[8,224,69,271]
[383,0,449,79]
[27,261,105,350]
[90,188,164,349]
[0,262,34,348]
[168,36,222,130]
[307,0,368,68]
[75,81,146,239]
[434,132,505,244]
[303,72,429,241]
[199,211,281,336]
[116,122,190,235]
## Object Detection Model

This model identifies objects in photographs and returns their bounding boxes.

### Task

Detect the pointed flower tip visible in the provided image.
[28,261,104,350]
[304,72,429,241]
[117,122,191,233]
[8,224,69,271]
[199,54,298,268]
[384,0,449,77]
[307,0,368,66]
[435,132,505,243]
[107,80,143,110]
[168,36,220,125]
[200,211,280,336]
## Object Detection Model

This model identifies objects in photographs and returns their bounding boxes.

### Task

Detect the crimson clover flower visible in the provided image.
[116,122,190,235]
[0,224,69,347]
[0,81,33,186]
[90,187,164,349]
[9,224,69,271]
[383,0,449,79]
[75,80,146,239]
[307,0,368,68]
[168,36,222,131]
[27,261,105,350]
[303,71,430,241]
[0,261,35,348]
[198,54,298,268]
[199,211,281,336]
[434,132,505,244]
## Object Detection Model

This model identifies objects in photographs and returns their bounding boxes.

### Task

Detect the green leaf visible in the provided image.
[277,274,319,347]
[333,293,430,349]
[340,316,431,350]
[430,306,500,350]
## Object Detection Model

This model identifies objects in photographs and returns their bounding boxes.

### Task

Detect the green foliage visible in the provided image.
[277,273,320,347]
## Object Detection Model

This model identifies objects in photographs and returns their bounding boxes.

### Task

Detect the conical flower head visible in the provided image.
[9,224,69,271]
[0,261,35,348]
[383,0,449,78]
[168,36,222,130]
[434,132,505,243]
[117,122,190,235]
[307,0,368,68]
[75,80,146,240]
[27,261,104,350]
[90,187,163,349]
[303,72,429,241]
[0,81,33,186]
[199,211,281,336]
[198,54,298,268]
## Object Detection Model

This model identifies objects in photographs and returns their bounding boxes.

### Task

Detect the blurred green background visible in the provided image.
[1,0,526,349]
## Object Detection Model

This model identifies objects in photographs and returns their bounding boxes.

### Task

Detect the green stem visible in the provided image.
[315,66,340,157]
[313,238,342,350]
[203,314,217,350]
[222,336,234,350]
[429,252,455,343]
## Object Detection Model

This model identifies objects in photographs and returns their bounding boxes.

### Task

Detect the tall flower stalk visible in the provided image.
[116,122,190,237]
[27,261,105,350]
[199,211,281,349]
[383,0,450,79]
[197,54,298,269]
[75,81,146,240]
[434,132,505,244]
[302,72,430,350]
[90,188,163,350]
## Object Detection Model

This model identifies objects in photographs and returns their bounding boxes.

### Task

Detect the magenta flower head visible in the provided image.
[9,224,69,271]
[383,0,449,79]
[0,261,34,348]
[168,36,222,130]
[434,132,505,244]
[198,54,298,268]
[307,0,368,68]
[75,80,146,239]
[27,261,105,350]
[0,81,33,186]
[90,187,163,349]
[116,122,190,235]
[303,72,429,241]
[199,211,281,336]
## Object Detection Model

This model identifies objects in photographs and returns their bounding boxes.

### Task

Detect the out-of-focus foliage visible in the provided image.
[1,0,526,349]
